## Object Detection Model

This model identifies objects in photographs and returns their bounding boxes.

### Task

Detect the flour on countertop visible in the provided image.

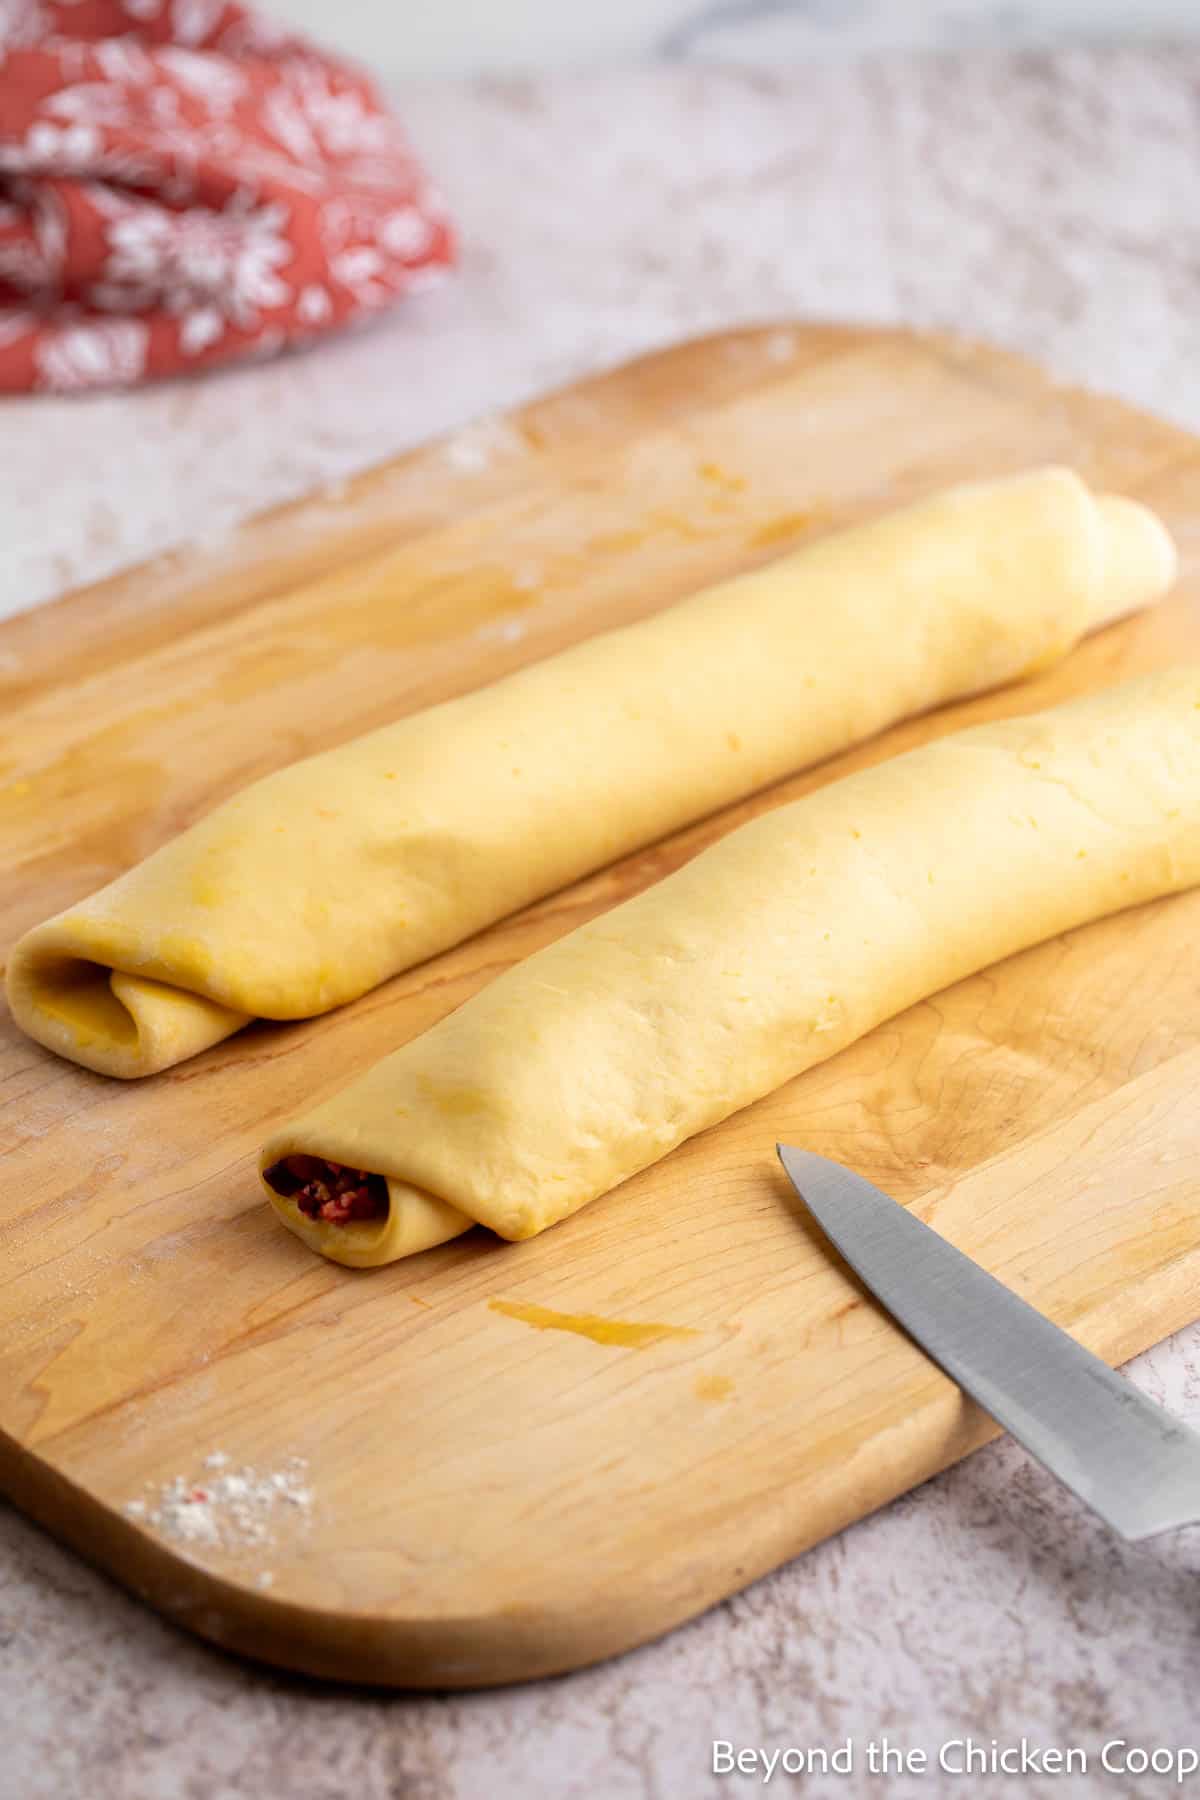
[124,1455,313,1552]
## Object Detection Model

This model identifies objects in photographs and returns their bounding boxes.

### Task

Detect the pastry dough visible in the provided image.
[7,468,1174,1078]
[261,667,1200,1266]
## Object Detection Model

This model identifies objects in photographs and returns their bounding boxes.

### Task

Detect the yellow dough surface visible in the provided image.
[7,468,1175,1078]
[261,669,1200,1266]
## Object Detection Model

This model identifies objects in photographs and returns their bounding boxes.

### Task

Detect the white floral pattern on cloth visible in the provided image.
[0,0,49,61]
[0,0,454,389]
[92,191,295,344]
[34,316,150,389]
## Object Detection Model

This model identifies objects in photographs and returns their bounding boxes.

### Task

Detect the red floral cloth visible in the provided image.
[0,1,454,390]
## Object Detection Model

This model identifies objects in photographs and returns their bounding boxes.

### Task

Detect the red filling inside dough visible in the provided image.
[265,1154,388,1225]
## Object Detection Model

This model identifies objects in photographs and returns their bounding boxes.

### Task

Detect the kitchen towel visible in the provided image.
[0,1,454,390]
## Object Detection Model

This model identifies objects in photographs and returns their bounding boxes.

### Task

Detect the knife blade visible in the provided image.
[777,1145,1200,1540]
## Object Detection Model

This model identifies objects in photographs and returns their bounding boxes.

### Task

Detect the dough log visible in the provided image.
[261,669,1200,1266]
[7,468,1175,1078]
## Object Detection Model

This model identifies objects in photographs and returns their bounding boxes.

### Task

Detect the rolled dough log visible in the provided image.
[7,468,1174,1078]
[261,668,1200,1266]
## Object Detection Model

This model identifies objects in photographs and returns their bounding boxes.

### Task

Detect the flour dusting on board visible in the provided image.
[477,617,528,646]
[510,560,542,591]
[125,1454,313,1555]
[443,414,526,473]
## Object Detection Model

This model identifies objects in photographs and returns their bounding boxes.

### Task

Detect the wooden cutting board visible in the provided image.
[3,323,1200,1690]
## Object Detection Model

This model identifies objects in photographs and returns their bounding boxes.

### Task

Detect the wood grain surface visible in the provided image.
[2,323,1199,1689]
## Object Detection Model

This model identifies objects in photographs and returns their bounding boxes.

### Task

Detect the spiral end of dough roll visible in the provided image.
[4,932,247,1079]
[259,1141,473,1268]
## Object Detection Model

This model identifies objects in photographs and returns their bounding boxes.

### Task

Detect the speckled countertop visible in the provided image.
[4,42,1200,1800]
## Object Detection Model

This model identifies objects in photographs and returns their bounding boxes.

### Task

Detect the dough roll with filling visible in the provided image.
[7,468,1175,1079]
[261,668,1200,1266]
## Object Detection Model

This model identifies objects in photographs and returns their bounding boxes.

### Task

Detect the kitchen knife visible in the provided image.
[777,1145,1200,1540]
